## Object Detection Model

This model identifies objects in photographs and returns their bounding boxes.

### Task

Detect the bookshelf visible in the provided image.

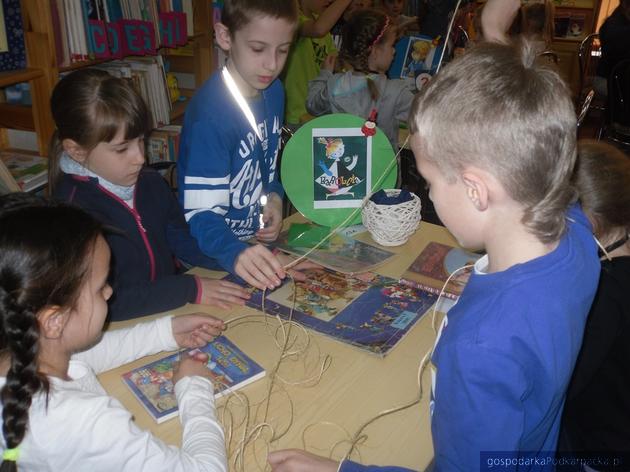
[0,0,215,158]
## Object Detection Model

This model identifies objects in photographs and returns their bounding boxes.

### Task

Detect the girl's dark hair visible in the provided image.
[48,68,150,192]
[0,193,103,471]
[340,9,394,101]
[574,140,630,239]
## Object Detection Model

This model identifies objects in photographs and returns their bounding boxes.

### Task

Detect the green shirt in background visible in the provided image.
[282,13,337,125]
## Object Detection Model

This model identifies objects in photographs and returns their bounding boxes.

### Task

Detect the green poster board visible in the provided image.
[281,114,398,228]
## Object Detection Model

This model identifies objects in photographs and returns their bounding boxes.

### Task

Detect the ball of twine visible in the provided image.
[361,189,422,246]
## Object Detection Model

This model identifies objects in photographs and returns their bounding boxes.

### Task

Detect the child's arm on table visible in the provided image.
[73,314,225,373]
[109,273,209,320]
[54,355,226,471]
[181,120,285,290]
[300,0,353,38]
[162,170,225,271]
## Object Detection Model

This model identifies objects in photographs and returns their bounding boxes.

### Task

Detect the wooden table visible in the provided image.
[97,221,458,471]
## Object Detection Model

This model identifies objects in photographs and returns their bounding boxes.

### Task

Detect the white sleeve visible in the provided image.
[176,376,228,471]
[72,316,178,374]
[38,376,227,472]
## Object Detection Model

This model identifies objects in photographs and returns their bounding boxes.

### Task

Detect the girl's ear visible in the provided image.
[62,138,88,164]
[37,306,69,340]
[214,22,232,52]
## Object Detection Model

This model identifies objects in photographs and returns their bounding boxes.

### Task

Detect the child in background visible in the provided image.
[49,69,250,322]
[331,0,375,49]
[283,0,353,128]
[559,141,630,458]
[268,40,600,472]
[178,0,317,292]
[380,0,418,34]
[0,193,227,471]
[520,1,555,52]
[307,9,415,150]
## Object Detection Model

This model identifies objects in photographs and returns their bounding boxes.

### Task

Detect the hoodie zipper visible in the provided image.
[92,181,157,281]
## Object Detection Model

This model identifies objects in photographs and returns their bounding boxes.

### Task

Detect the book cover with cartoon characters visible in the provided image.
[224,270,437,356]
[387,34,443,81]
[121,336,266,423]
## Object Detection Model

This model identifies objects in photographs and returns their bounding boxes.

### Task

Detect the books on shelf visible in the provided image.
[224,270,438,356]
[50,0,194,67]
[147,125,182,164]
[122,336,266,424]
[91,55,172,127]
[0,151,48,194]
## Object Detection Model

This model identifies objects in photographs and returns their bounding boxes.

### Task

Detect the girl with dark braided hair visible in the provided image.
[306,8,415,149]
[0,193,228,471]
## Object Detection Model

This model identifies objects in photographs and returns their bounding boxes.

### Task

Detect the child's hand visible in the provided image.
[321,53,337,72]
[235,244,285,291]
[268,449,339,472]
[275,253,322,282]
[171,314,226,348]
[172,353,212,385]
[256,193,283,242]
[198,277,250,309]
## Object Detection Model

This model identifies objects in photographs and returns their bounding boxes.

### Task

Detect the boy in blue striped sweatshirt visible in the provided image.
[178,0,312,290]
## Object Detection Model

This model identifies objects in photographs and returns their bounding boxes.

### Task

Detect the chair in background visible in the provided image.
[538,50,559,65]
[577,33,601,105]
[577,89,595,130]
[604,59,630,148]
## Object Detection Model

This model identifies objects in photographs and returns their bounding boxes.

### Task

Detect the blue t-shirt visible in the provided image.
[339,205,600,472]
[177,71,284,272]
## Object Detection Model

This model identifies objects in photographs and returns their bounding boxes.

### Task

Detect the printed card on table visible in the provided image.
[312,127,372,209]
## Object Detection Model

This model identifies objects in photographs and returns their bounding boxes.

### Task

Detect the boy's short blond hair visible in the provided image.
[409,40,577,243]
[222,0,299,34]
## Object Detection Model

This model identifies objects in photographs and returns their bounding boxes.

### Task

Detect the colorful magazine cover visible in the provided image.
[122,336,265,423]
[271,229,396,274]
[387,35,443,81]
[312,127,372,209]
[403,241,481,296]
[225,270,438,356]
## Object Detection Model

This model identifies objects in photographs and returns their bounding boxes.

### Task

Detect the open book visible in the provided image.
[122,336,265,423]
[0,150,48,193]
[271,228,396,274]
[225,270,437,357]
